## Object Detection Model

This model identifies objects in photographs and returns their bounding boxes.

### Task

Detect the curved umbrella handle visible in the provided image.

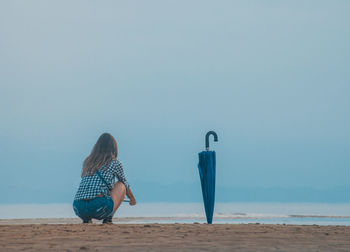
[205,131,218,150]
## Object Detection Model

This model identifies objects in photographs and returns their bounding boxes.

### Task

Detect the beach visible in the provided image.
[1,221,350,251]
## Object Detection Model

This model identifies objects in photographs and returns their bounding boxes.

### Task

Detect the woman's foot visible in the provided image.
[82,219,92,223]
[102,217,113,224]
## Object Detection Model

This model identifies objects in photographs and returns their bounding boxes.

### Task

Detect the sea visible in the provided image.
[1,203,350,225]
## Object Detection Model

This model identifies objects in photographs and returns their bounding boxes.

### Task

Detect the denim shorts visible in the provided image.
[73,196,114,221]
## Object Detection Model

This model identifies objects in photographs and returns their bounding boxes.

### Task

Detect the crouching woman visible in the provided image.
[73,133,136,223]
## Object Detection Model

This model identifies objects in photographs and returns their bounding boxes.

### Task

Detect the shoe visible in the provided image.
[102,217,113,224]
[83,219,92,223]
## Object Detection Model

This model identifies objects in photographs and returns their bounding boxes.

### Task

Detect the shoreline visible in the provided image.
[1,216,350,226]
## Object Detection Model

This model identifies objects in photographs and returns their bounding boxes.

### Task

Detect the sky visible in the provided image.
[0,1,349,203]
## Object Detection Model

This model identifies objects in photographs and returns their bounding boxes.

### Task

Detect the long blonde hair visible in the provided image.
[82,133,118,176]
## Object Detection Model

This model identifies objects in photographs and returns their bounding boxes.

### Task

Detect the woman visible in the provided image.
[73,133,136,224]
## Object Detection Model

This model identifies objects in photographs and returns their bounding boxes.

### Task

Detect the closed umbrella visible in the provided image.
[198,131,218,224]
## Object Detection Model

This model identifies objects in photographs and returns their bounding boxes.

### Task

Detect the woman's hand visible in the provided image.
[126,189,137,206]
[129,197,136,206]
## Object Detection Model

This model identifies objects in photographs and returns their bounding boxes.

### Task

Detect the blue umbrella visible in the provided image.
[198,131,218,224]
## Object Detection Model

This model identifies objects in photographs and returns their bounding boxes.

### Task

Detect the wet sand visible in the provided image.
[1,221,350,251]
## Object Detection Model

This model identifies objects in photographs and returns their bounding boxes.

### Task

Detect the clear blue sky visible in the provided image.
[1,1,349,203]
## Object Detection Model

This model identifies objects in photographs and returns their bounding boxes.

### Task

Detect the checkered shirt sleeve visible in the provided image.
[112,160,130,191]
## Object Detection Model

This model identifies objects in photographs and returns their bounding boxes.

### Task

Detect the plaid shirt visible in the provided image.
[74,159,130,201]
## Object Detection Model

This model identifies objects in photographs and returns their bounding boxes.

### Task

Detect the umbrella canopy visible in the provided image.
[198,131,218,224]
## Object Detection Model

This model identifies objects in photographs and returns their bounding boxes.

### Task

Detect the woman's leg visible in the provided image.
[73,200,91,223]
[110,182,126,212]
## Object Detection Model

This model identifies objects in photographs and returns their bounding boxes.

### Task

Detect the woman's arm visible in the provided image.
[126,188,136,206]
[113,160,136,205]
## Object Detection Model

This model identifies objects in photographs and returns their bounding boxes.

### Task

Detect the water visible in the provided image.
[1,202,350,225]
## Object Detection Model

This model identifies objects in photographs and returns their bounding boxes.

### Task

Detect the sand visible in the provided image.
[1,221,350,251]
